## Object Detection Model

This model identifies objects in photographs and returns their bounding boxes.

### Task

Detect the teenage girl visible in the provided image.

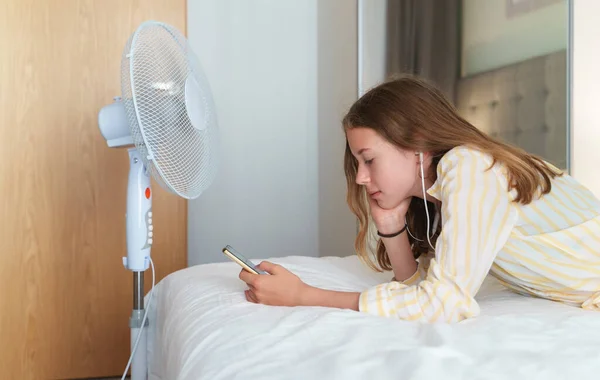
[239,76,600,322]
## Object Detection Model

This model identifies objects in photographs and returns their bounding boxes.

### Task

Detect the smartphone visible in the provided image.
[222,245,268,275]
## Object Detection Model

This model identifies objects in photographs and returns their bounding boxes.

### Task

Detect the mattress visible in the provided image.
[146,254,600,380]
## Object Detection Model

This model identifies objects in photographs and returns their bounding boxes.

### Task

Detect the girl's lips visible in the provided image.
[370,191,381,199]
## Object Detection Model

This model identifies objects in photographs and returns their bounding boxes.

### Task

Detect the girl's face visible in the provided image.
[346,127,424,210]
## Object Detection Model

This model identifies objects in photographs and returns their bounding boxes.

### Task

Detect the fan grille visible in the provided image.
[120,21,219,199]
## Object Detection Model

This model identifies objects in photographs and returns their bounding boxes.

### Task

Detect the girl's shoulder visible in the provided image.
[437,145,496,170]
[434,145,512,192]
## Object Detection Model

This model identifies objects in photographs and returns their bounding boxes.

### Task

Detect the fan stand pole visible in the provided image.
[130,272,148,380]
[125,148,152,380]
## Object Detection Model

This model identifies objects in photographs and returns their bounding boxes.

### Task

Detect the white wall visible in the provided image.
[462,0,568,76]
[570,0,600,197]
[186,0,357,265]
[358,0,387,95]
[316,2,359,257]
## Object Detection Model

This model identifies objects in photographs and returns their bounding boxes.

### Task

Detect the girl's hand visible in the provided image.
[369,196,412,235]
[239,261,310,307]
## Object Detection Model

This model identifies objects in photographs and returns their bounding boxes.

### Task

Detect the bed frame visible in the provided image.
[455,50,568,170]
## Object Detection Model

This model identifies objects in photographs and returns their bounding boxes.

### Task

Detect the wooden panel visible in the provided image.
[0,0,187,378]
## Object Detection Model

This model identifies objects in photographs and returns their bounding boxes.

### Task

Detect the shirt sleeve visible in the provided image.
[391,253,432,286]
[359,148,518,322]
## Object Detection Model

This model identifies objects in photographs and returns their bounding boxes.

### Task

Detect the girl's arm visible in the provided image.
[381,231,419,283]
[239,262,361,310]
[295,229,420,311]
[300,286,360,310]
[367,198,421,284]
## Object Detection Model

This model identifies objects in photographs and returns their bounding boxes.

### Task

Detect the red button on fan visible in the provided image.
[145,188,151,199]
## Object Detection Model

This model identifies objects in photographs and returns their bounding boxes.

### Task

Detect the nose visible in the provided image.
[355,165,369,185]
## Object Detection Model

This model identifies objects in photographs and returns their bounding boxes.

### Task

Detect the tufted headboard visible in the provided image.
[455,50,568,170]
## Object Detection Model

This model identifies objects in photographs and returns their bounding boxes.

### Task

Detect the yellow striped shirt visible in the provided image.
[359,146,600,322]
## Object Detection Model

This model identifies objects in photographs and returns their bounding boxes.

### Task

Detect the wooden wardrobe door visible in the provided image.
[0,1,187,378]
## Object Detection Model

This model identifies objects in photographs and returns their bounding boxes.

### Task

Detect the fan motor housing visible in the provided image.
[98,97,134,148]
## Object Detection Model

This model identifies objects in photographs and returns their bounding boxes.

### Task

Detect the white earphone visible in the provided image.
[416,152,436,250]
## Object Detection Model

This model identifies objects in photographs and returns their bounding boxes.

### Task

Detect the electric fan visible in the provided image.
[97,20,219,380]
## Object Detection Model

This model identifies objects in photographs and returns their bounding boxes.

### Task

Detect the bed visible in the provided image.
[143,51,593,379]
[145,254,600,380]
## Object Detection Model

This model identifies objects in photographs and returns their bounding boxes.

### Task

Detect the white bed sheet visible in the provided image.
[146,255,600,380]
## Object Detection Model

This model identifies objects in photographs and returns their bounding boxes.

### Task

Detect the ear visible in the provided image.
[414,151,425,162]
[414,151,433,170]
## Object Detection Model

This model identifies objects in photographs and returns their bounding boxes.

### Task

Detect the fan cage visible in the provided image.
[120,21,219,199]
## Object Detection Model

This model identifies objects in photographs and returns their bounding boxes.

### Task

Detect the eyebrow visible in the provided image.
[357,148,370,155]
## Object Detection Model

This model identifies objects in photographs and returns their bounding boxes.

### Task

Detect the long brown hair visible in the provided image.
[343,75,562,272]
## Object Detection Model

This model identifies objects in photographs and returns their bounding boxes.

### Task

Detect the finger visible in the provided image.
[239,269,258,285]
[257,261,281,275]
[246,289,258,303]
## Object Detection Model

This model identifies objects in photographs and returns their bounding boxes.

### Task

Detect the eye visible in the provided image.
[364,158,373,165]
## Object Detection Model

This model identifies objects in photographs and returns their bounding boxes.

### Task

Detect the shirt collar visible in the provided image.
[426,177,441,200]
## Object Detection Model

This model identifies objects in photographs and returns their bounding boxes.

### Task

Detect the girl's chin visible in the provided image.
[376,199,396,210]
[380,197,410,210]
